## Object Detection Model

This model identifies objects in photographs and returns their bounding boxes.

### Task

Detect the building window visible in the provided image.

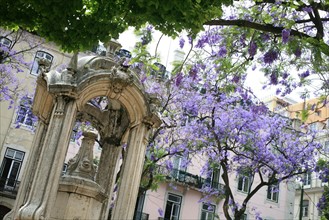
[302,200,309,217]
[0,37,12,48]
[200,203,215,220]
[309,123,317,131]
[164,194,182,220]
[15,97,36,128]
[0,148,25,190]
[62,163,68,176]
[237,175,250,193]
[30,51,53,75]
[303,172,311,186]
[267,184,279,202]
[171,155,187,181]
[324,141,329,153]
[211,168,221,190]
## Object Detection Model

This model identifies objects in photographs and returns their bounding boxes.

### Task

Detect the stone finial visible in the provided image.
[37,58,52,77]
[67,52,78,75]
[104,39,122,57]
[66,131,98,180]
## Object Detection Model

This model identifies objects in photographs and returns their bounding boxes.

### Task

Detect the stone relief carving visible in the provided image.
[54,96,66,116]
[66,131,97,180]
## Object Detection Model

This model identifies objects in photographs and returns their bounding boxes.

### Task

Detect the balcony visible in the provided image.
[134,211,149,220]
[0,177,20,198]
[157,166,224,191]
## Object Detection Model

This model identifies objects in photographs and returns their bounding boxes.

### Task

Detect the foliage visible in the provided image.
[0,0,229,52]
[316,158,329,219]
[141,69,322,219]
[197,0,329,97]
[128,27,323,219]
[0,29,42,106]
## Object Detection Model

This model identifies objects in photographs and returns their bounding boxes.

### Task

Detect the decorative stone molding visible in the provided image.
[54,96,67,116]
[104,39,121,56]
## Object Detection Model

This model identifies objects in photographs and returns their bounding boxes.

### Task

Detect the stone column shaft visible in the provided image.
[4,121,47,220]
[17,96,77,220]
[111,123,150,220]
[96,143,122,220]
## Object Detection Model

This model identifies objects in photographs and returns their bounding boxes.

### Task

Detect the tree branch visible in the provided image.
[204,19,310,39]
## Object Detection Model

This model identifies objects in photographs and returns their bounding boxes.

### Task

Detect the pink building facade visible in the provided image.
[140,158,296,220]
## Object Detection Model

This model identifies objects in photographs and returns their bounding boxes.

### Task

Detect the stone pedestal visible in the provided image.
[51,176,106,220]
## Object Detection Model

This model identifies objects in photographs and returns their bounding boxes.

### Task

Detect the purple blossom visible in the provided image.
[299,70,310,78]
[294,47,302,58]
[282,72,289,79]
[261,33,270,42]
[302,7,312,13]
[281,29,290,44]
[248,41,257,57]
[179,37,185,49]
[217,46,227,57]
[158,208,164,217]
[175,72,183,86]
[263,50,279,64]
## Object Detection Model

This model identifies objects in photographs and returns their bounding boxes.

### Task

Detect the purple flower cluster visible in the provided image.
[281,29,290,44]
[248,41,257,57]
[179,37,185,49]
[263,50,279,64]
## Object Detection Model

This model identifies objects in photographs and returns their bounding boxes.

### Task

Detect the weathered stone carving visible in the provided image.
[8,40,161,220]
[67,131,97,180]
[54,96,66,116]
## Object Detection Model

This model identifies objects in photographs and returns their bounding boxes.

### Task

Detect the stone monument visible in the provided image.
[5,41,161,220]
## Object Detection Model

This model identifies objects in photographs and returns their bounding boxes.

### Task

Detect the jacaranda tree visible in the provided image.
[136,54,322,218]
[0,29,43,105]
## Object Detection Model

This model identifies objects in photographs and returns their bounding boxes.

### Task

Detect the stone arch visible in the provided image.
[75,73,149,126]
[9,45,161,220]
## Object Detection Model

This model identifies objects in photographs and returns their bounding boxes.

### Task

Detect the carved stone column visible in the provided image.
[17,96,77,220]
[94,100,129,219]
[111,122,151,220]
[97,143,121,220]
[66,131,97,180]
[4,121,48,220]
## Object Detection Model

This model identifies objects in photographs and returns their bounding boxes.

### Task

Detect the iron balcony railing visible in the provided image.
[156,166,225,191]
[0,177,20,196]
[134,211,149,220]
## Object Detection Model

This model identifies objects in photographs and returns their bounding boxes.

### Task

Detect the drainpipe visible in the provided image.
[299,184,304,220]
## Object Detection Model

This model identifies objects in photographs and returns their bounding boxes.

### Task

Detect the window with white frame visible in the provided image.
[324,140,329,153]
[303,172,311,186]
[200,203,215,220]
[171,155,187,181]
[237,175,250,193]
[164,193,182,220]
[211,168,221,190]
[309,122,317,131]
[0,148,25,189]
[30,51,53,75]
[0,37,12,48]
[267,183,279,202]
[15,97,36,128]
[302,200,309,217]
